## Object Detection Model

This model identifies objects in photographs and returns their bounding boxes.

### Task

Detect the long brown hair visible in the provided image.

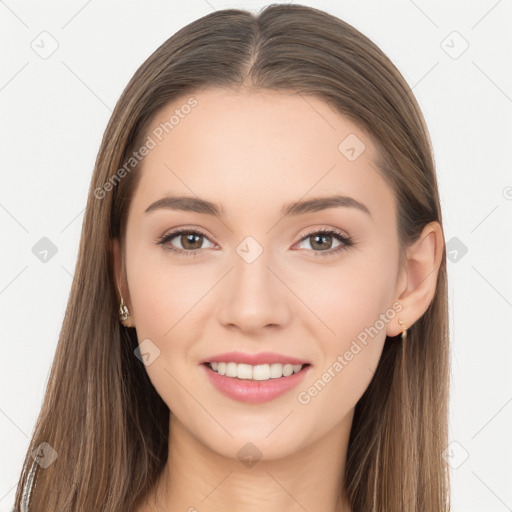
[13,4,450,511]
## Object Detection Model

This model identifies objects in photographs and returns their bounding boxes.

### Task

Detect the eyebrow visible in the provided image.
[144,194,371,217]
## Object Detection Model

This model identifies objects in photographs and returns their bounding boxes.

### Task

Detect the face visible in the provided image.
[115,88,403,461]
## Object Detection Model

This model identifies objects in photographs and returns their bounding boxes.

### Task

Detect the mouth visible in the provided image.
[204,361,310,381]
[201,361,312,404]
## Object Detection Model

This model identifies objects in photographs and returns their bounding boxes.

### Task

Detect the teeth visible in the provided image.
[208,362,304,380]
[226,362,238,377]
[237,363,253,379]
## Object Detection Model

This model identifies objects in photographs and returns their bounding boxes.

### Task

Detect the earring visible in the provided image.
[118,282,135,328]
[398,319,407,340]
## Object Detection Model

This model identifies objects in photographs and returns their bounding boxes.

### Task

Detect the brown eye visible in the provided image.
[157,229,215,256]
[308,233,336,251]
[179,232,204,250]
[296,228,353,257]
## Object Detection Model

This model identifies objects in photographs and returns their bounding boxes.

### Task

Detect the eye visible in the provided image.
[156,226,353,258]
[295,228,353,257]
[156,228,215,257]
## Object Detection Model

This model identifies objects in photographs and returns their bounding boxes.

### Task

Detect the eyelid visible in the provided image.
[297,225,350,240]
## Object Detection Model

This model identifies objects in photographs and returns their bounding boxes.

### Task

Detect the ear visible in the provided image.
[386,221,444,337]
[111,237,131,306]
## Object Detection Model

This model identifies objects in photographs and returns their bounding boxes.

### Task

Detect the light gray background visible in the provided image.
[1,1,511,510]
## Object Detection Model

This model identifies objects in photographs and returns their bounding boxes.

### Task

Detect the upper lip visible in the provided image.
[201,351,310,366]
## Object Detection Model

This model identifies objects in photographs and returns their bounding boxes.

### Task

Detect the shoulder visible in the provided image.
[11,460,38,512]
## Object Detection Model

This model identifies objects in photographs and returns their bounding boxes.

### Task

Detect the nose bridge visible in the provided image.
[218,236,291,330]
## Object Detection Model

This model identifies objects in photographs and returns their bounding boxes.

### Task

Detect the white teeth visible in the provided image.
[226,362,238,377]
[283,364,294,377]
[269,363,282,378]
[251,364,266,380]
[208,362,305,380]
[237,364,253,379]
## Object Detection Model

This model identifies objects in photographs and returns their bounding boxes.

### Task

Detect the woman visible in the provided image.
[13,4,450,511]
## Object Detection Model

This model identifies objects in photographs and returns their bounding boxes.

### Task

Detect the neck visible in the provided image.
[145,410,353,512]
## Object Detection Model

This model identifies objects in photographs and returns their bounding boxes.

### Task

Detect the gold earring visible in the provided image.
[398,319,407,340]
[118,282,135,328]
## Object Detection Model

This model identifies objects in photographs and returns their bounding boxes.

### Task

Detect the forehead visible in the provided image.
[129,87,395,222]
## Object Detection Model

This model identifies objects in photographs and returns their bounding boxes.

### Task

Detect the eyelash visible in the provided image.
[155,227,353,258]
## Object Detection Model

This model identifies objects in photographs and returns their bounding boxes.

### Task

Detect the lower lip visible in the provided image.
[201,363,311,404]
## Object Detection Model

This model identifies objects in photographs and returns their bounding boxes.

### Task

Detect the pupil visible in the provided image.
[312,234,331,250]
[183,233,201,249]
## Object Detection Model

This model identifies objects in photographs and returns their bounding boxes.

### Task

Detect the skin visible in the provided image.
[112,88,444,512]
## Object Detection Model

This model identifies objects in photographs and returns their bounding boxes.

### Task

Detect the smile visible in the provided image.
[201,362,311,404]
[208,361,305,380]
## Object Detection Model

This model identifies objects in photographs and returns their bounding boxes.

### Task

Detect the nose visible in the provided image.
[217,249,292,334]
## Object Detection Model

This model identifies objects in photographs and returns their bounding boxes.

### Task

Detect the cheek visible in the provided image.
[293,251,397,406]
[127,257,207,410]
[290,248,398,346]
[127,245,220,374]
[128,241,209,336]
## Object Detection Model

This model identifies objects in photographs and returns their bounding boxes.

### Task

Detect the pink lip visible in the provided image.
[201,351,310,366]
[201,363,311,404]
